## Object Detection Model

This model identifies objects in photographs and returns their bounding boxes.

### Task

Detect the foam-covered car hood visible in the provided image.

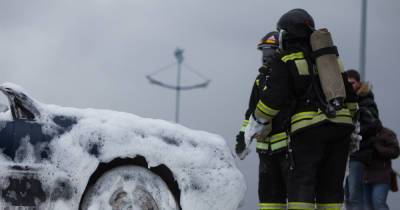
[0,83,246,210]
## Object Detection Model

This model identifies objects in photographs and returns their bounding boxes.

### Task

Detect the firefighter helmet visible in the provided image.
[277,9,315,39]
[257,31,279,50]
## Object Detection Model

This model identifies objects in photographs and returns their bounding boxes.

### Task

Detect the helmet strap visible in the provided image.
[278,29,287,50]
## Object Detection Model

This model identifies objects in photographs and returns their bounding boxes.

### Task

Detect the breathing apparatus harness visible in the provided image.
[306,49,339,118]
[279,27,348,169]
[278,29,345,118]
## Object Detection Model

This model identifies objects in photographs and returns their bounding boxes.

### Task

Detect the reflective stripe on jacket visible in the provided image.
[256,132,288,152]
[256,49,358,135]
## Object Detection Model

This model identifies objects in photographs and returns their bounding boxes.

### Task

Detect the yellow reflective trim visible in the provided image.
[288,202,315,210]
[256,142,269,150]
[291,114,317,123]
[254,108,273,121]
[259,202,287,210]
[256,79,260,87]
[256,105,274,118]
[270,136,287,143]
[257,101,279,116]
[291,109,353,133]
[259,203,287,206]
[256,107,273,119]
[257,140,288,151]
[335,108,352,116]
[291,109,351,123]
[329,115,353,124]
[317,202,342,210]
[281,52,304,63]
[240,120,249,132]
[345,102,358,117]
[270,139,288,151]
[295,59,309,75]
[269,132,288,143]
[291,111,319,123]
[345,102,358,111]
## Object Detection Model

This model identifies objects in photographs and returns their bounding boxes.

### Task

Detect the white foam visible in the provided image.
[0,82,246,210]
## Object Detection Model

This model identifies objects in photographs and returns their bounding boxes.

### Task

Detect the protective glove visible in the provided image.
[237,114,271,160]
[236,131,252,160]
[235,132,246,155]
[244,114,271,144]
[349,121,362,153]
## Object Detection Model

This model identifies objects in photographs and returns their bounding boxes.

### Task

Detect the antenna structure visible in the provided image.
[146,48,211,123]
[359,0,367,81]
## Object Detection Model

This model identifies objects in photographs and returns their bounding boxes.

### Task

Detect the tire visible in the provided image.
[80,165,179,210]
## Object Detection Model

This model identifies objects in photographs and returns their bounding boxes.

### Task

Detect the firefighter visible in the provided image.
[245,9,358,210]
[235,31,291,210]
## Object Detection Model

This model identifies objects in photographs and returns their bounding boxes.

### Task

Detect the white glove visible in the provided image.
[240,114,271,159]
[244,115,269,144]
[349,121,362,153]
[237,147,251,160]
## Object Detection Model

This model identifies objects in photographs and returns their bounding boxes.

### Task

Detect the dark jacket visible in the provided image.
[350,83,383,162]
[364,127,400,184]
[255,44,357,135]
[240,65,291,153]
[244,65,271,120]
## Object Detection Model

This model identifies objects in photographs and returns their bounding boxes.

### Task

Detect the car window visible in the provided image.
[12,97,35,120]
[0,94,9,112]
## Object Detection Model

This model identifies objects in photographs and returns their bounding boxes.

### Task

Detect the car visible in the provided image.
[0,104,7,112]
[0,83,246,210]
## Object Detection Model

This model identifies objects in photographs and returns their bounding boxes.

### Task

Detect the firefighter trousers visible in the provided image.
[287,123,353,210]
[258,151,289,210]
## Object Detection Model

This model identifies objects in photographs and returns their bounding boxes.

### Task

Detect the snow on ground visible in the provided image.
[0,83,246,210]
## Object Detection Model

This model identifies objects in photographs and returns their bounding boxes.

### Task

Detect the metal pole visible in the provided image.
[174,49,184,123]
[147,48,209,124]
[360,0,367,80]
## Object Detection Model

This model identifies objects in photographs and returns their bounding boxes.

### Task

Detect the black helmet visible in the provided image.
[277,9,315,39]
[257,31,279,50]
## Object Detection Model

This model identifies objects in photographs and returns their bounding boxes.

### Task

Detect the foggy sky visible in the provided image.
[1,0,400,209]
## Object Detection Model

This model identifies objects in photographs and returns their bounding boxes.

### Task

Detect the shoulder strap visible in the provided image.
[303,52,337,118]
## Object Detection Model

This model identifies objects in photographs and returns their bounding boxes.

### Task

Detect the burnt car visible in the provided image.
[0,83,245,210]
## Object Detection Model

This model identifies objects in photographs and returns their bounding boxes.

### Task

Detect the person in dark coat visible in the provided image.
[345,69,381,210]
[363,127,399,210]
[346,69,398,210]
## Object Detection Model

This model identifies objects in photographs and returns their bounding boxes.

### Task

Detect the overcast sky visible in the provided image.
[1,0,400,209]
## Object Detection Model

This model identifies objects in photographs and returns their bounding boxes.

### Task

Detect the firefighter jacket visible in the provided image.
[255,47,358,135]
[240,65,291,153]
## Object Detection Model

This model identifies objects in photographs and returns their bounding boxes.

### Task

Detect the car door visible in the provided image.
[0,120,16,160]
[13,119,49,162]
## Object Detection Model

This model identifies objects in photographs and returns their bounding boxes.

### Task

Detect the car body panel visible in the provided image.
[0,83,246,210]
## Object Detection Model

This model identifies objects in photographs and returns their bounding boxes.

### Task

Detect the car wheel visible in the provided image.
[80,165,179,210]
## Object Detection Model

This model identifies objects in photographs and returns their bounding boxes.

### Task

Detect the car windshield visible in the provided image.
[0,88,36,120]
[12,97,35,120]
